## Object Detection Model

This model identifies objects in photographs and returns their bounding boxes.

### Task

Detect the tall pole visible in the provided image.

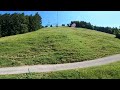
[57,11,58,27]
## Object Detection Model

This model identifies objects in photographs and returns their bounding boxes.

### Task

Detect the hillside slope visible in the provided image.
[0,27,120,67]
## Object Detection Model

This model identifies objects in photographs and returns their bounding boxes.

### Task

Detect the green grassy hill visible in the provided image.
[0,27,120,67]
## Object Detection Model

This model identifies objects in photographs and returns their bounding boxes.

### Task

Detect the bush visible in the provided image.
[116,33,120,39]
[67,24,70,27]
[0,25,1,37]
[62,24,65,26]
[50,25,52,27]
[45,26,48,27]
[56,24,58,27]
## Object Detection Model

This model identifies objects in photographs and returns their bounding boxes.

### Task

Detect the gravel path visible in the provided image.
[0,54,120,75]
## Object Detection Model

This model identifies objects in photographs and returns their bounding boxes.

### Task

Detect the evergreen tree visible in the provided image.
[28,12,42,32]
[1,13,11,36]
[28,15,34,32]
[20,24,28,34]
[33,12,41,30]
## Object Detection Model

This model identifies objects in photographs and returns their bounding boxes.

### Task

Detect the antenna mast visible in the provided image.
[57,11,58,27]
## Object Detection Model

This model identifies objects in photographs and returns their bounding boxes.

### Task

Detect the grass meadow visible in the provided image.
[0,27,120,67]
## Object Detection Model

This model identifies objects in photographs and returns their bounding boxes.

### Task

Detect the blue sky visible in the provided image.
[0,11,120,28]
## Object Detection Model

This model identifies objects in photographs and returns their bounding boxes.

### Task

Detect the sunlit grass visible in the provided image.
[0,27,120,67]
